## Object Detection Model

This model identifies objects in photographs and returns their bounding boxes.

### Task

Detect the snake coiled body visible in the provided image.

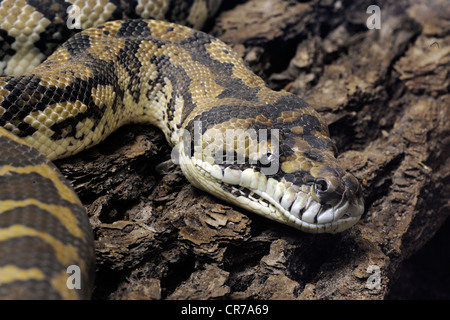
[0,1,364,299]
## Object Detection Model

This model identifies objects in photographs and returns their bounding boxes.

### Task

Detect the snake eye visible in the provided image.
[312,177,342,204]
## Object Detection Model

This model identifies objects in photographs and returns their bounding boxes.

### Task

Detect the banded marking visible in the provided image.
[0,164,81,204]
[0,224,88,275]
[0,199,85,239]
[0,264,44,285]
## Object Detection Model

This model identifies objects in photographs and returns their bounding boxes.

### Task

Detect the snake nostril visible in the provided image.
[314,178,328,192]
[312,176,344,204]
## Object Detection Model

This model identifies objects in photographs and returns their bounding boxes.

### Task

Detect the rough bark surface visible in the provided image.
[55,0,450,300]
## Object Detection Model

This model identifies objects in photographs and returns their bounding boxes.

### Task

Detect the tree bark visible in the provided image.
[56,0,450,299]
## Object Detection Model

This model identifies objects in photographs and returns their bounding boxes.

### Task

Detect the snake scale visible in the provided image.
[0,0,364,299]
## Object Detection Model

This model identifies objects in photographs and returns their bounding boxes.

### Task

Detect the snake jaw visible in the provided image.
[255,179,364,233]
[181,151,364,233]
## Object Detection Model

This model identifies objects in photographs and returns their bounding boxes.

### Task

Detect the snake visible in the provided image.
[0,0,364,299]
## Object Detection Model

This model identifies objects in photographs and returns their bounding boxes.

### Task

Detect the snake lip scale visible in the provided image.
[188,158,364,233]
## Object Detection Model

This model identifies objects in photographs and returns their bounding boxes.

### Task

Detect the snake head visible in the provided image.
[176,94,364,233]
[259,134,365,233]
[239,148,365,233]
[177,122,364,234]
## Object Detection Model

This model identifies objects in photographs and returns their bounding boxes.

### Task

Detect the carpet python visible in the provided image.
[0,0,364,299]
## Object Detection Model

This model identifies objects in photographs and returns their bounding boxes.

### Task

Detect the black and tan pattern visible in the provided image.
[0,126,94,299]
[0,1,364,299]
[0,0,222,76]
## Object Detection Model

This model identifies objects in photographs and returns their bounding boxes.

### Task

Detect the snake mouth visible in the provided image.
[190,161,364,233]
